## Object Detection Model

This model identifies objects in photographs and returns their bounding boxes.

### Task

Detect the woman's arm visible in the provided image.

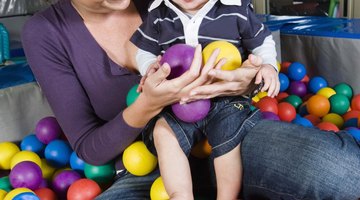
[21,15,155,166]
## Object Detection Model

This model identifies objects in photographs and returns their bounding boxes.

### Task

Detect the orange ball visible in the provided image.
[67,179,101,200]
[277,102,296,122]
[256,96,278,114]
[351,94,360,111]
[316,122,339,132]
[306,94,330,117]
[34,188,57,200]
[191,139,212,159]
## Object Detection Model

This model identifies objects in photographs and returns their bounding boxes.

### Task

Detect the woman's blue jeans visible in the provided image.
[96,120,360,200]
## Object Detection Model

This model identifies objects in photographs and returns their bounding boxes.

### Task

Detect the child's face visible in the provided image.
[172,0,209,15]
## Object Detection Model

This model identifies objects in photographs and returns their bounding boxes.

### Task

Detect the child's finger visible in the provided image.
[261,76,271,92]
[255,72,263,85]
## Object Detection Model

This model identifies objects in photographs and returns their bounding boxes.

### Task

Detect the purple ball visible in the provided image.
[35,116,62,144]
[261,111,280,121]
[9,161,42,190]
[171,99,211,123]
[52,170,81,195]
[160,44,195,79]
[288,81,307,97]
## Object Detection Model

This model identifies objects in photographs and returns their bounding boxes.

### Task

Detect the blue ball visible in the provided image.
[44,139,72,168]
[13,192,40,200]
[287,62,306,81]
[308,76,328,94]
[292,114,313,127]
[278,73,290,92]
[346,127,360,141]
[20,134,46,157]
[70,151,86,171]
[343,118,358,129]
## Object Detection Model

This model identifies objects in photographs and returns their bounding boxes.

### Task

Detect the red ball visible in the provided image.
[342,110,360,121]
[277,102,296,122]
[351,94,360,111]
[34,188,57,200]
[275,92,289,102]
[67,178,102,200]
[316,122,339,132]
[304,114,321,126]
[256,96,278,114]
[280,61,291,74]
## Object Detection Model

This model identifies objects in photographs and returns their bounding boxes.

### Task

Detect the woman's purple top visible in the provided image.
[21,0,150,168]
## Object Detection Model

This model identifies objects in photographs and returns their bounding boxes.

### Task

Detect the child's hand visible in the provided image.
[137,56,162,93]
[255,64,280,98]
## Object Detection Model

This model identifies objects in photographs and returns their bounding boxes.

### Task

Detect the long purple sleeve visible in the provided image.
[21,0,149,167]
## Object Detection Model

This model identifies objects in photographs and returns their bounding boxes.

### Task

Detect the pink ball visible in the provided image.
[160,44,195,79]
[171,99,211,123]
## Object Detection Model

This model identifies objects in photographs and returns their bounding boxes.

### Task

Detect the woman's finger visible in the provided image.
[186,47,220,87]
[146,63,171,86]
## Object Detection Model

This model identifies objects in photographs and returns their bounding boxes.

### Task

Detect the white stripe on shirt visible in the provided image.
[204,13,247,21]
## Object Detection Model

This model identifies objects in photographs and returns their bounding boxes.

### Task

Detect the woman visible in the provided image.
[22,0,360,199]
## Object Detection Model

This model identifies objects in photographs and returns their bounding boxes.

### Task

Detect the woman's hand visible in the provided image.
[124,45,220,127]
[181,54,263,103]
[137,45,221,111]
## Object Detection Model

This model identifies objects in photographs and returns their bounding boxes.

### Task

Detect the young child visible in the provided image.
[130,0,279,199]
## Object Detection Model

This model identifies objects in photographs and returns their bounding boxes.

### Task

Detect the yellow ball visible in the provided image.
[41,158,56,180]
[0,142,20,170]
[0,189,7,200]
[4,188,34,200]
[150,177,169,200]
[122,141,157,176]
[277,61,281,72]
[322,113,344,129]
[203,41,242,71]
[317,87,336,99]
[10,151,41,170]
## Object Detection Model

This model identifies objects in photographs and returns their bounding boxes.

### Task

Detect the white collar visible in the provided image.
[148,0,242,12]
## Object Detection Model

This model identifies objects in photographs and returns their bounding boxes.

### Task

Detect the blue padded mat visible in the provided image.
[280,17,360,39]
[0,63,35,89]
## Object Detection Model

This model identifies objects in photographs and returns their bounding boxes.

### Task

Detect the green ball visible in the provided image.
[0,176,12,192]
[84,162,116,185]
[284,95,303,110]
[126,84,140,106]
[329,94,350,115]
[334,83,353,100]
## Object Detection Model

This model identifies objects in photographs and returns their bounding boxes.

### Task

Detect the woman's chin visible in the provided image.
[102,0,131,11]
